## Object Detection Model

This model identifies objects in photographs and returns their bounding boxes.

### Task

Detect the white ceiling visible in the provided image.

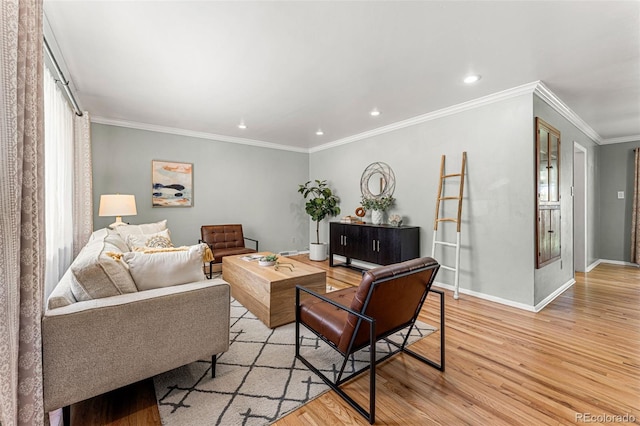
[44,1,640,151]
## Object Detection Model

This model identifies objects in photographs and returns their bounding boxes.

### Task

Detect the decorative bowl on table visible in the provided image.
[258,254,278,266]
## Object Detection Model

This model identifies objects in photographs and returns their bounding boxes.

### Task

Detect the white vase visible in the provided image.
[371,209,384,225]
[309,243,327,261]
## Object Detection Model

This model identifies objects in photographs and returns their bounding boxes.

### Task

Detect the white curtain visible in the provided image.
[43,66,74,302]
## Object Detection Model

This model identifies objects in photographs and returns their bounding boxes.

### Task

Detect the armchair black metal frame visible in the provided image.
[295,262,444,424]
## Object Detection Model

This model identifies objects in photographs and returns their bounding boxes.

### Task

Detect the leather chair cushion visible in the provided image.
[299,287,357,352]
[211,247,257,264]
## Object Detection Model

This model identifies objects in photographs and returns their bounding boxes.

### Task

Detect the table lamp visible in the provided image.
[98,194,137,228]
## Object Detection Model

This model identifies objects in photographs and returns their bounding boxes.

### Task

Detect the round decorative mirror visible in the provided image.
[360,162,395,199]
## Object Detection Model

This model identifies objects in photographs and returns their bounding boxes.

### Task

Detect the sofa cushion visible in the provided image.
[69,232,138,302]
[125,229,172,250]
[104,229,129,253]
[47,269,78,310]
[115,220,168,240]
[123,244,207,291]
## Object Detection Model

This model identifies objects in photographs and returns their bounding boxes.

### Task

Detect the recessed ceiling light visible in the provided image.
[370,108,381,117]
[463,74,481,84]
[316,129,324,136]
[238,121,247,129]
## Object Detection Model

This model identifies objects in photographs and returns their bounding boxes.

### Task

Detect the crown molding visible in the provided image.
[310,81,541,153]
[599,135,640,145]
[533,82,601,144]
[93,82,636,153]
[90,117,308,153]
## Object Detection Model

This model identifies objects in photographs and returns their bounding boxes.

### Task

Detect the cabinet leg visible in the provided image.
[63,405,70,426]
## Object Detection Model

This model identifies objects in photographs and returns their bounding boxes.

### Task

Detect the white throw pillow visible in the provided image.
[123,244,206,291]
[125,229,172,250]
[115,219,168,240]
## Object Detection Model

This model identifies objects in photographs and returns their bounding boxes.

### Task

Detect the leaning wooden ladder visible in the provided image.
[431,152,466,299]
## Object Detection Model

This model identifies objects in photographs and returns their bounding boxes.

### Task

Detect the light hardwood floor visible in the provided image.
[70,259,640,425]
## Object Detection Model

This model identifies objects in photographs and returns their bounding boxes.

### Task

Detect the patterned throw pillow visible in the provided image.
[145,235,173,248]
[125,229,172,250]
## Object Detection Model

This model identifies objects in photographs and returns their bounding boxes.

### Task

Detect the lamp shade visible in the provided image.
[99,194,137,217]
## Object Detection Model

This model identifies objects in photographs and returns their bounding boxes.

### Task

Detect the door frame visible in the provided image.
[573,142,588,272]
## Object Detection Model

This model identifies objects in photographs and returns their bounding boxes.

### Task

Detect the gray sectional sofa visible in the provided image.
[42,226,230,414]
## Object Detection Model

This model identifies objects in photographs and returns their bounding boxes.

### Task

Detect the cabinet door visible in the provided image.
[548,133,560,202]
[536,117,561,268]
[538,209,551,264]
[343,225,364,260]
[377,228,402,265]
[330,223,346,257]
[548,208,561,259]
[360,226,380,264]
[537,207,561,267]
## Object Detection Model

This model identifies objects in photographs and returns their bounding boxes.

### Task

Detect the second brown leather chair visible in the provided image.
[295,257,444,424]
[199,224,259,278]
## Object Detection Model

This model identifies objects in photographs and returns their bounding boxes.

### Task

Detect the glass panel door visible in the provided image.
[549,134,559,202]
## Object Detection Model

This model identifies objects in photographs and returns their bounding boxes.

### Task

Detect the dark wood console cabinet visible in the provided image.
[329,222,420,268]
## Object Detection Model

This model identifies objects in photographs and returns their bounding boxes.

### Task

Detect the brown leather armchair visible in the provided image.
[295,257,444,424]
[200,224,259,278]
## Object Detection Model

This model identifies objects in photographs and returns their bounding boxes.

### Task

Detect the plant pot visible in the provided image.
[309,243,327,261]
[258,260,276,267]
[371,209,384,225]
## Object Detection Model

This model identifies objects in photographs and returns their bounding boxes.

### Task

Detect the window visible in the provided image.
[43,66,74,301]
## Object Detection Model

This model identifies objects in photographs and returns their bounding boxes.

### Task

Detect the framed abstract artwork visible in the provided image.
[152,160,193,207]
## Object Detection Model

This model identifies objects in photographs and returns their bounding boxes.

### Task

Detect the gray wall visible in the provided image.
[598,140,640,262]
[90,93,612,308]
[310,94,537,306]
[532,95,600,304]
[92,124,310,252]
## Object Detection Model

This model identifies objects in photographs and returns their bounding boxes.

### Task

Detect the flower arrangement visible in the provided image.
[361,196,395,212]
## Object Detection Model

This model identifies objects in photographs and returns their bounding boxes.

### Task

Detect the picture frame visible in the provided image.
[152,160,193,207]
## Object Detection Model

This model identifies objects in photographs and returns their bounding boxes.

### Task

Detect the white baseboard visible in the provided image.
[432,281,536,312]
[278,250,299,256]
[585,258,639,272]
[433,277,575,313]
[586,259,601,272]
[598,258,638,267]
[534,278,575,312]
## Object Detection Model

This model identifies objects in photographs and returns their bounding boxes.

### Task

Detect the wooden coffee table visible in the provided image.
[222,253,326,328]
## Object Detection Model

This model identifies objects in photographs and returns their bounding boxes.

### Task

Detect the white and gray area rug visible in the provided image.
[154,298,436,425]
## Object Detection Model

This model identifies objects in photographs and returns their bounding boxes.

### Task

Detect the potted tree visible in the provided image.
[298,179,341,261]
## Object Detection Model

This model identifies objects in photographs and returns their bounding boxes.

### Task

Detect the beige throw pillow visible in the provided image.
[69,235,138,301]
[123,244,206,291]
[125,229,172,250]
[115,219,168,240]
